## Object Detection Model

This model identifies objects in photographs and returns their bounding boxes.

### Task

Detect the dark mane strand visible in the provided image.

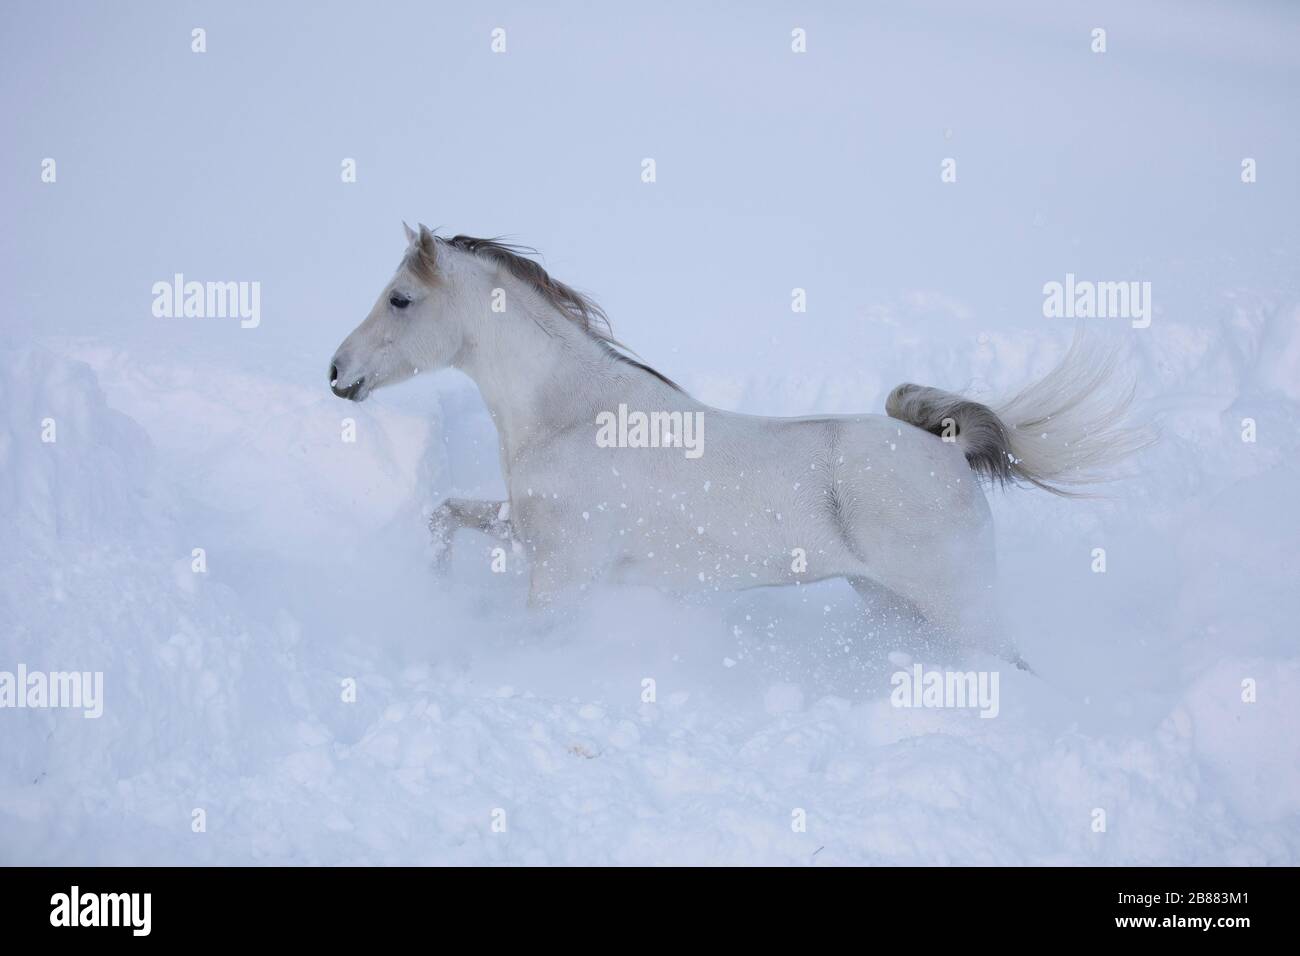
[443,234,680,391]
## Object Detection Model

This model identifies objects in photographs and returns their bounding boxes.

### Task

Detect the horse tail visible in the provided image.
[885,336,1153,496]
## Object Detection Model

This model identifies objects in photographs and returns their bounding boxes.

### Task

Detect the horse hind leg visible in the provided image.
[848,576,962,662]
[923,588,1033,673]
[849,572,1030,672]
[847,576,927,634]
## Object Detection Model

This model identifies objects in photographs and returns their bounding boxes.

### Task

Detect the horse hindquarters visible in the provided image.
[833,428,1010,659]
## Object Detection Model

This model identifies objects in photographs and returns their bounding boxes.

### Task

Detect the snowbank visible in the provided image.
[2,298,1297,865]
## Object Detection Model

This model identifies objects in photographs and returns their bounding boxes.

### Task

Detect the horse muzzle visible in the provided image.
[329,362,367,401]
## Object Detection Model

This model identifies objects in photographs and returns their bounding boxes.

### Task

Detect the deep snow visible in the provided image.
[2,296,1297,864]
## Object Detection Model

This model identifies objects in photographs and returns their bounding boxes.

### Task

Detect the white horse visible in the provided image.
[329,224,1148,666]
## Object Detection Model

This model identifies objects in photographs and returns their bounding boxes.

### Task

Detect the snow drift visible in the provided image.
[1,293,1297,864]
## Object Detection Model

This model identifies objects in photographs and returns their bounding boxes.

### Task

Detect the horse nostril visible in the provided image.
[329,363,339,387]
[330,371,365,400]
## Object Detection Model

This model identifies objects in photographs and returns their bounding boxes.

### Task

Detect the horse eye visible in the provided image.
[390,294,411,310]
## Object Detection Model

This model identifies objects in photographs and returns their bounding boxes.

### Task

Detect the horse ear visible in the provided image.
[403,221,417,244]
[417,223,437,258]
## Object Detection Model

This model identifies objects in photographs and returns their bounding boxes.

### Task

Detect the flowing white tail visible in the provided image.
[886,336,1153,496]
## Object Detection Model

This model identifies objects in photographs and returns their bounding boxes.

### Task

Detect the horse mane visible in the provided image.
[441,234,681,392]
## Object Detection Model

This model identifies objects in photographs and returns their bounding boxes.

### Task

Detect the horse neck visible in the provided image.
[453,291,670,467]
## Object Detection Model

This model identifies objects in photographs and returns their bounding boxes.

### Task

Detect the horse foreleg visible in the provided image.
[428,498,515,571]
